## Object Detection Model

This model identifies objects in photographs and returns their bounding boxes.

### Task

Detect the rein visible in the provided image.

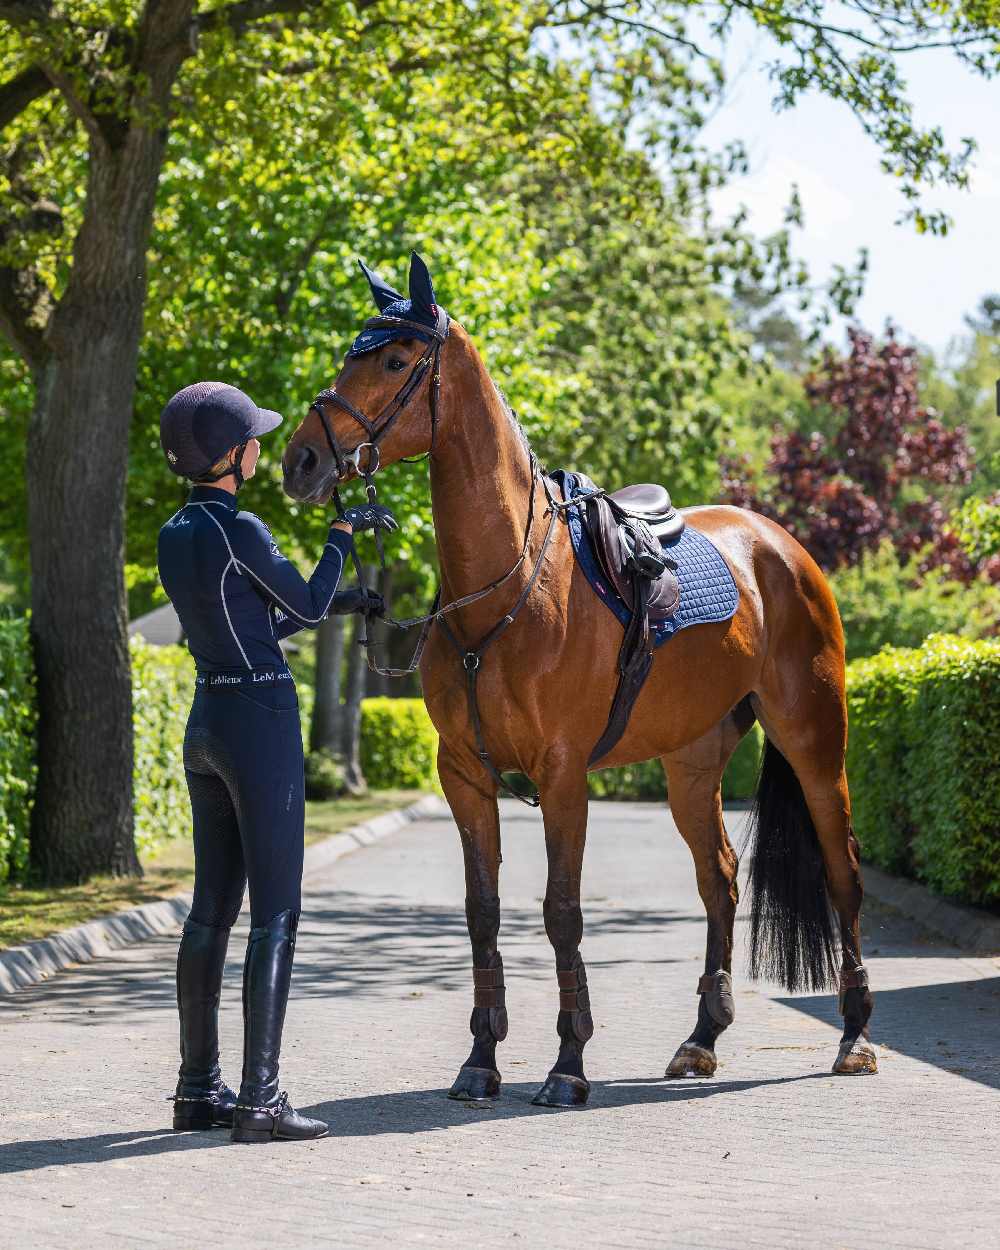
[309,314,600,805]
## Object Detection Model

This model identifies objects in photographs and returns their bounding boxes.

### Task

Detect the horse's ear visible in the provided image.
[408,250,437,320]
[358,258,404,312]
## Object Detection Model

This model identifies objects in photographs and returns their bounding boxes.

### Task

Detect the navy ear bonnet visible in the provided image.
[348,251,449,357]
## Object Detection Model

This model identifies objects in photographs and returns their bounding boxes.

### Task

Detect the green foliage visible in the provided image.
[129,637,194,857]
[830,542,999,661]
[304,750,346,801]
[586,723,764,802]
[360,697,439,791]
[724,725,766,801]
[847,634,1000,906]
[0,626,196,879]
[0,617,36,883]
[923,304,1000,495]
[953,493,1000,564]
[587,759,663,800]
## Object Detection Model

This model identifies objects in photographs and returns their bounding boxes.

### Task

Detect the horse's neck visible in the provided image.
[429,341,536,632]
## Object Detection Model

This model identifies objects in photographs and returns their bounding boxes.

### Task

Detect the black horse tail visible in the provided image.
[744,739,839,992]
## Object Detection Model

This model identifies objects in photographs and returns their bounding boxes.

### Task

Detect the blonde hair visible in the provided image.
[196,449,234,481]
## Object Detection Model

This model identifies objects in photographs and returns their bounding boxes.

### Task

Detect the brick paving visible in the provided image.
[2,800,998,1248]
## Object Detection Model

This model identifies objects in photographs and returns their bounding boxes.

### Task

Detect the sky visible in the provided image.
[700,18,1000,359]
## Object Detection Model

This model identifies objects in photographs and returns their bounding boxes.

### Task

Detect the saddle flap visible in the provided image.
[585,495,680,622]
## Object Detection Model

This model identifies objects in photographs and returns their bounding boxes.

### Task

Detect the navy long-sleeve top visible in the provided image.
[157,485,352,672]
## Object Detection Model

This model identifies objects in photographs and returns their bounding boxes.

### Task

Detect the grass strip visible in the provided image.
[0,790,426,949]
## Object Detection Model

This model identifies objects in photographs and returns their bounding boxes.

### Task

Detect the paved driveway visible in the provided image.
[2,800,998,1248]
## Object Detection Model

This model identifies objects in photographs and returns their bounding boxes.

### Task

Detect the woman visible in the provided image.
[157,381,396,1144]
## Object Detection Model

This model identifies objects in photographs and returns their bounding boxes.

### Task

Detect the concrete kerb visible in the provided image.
[861,862,1000,954]
[0,794,449,996]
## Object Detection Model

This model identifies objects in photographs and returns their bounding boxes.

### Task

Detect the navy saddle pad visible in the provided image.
[551,470,739,647]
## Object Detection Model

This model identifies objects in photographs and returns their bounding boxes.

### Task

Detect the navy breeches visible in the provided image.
[183,678,304,929]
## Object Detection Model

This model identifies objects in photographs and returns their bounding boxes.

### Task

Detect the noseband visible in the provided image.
[309,310,449,483]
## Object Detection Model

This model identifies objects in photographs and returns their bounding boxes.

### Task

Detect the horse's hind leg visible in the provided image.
[661,704,750,1078]
[532,762,594,1108]
[749,687,877,1076]
[438,747,508,1101]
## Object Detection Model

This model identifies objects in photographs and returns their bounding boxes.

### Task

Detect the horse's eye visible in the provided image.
[386,356,406,372]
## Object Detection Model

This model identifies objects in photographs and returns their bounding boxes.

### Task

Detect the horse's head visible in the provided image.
[282,251,450,503]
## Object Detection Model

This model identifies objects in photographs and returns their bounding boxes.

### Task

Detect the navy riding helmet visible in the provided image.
[160,382,283,486]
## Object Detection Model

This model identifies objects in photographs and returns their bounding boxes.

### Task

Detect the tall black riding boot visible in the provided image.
[231,910,328,1144]
[173,918,238,1130]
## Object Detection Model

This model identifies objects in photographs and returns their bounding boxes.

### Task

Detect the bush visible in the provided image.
[360,697,439,790]
[304,750,346,799]
[830,542,997,661]
[1,628,196,880]
[0,617,36,883]
[587,758,663,800]
[953,493,1000,564]
[130,637,195,856]
[847,634,1000,906]
[586,723,764,802]
[356,692,766,804]
[724,725,765,799]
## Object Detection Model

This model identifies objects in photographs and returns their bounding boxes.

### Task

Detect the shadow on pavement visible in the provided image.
[0,1073,825,1172]
[0,897,704,1023]
[777,977,1000,1091]
[0,1125,231,1174]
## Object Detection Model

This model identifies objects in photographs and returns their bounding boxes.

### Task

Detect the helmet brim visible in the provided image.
[248,407,283,437]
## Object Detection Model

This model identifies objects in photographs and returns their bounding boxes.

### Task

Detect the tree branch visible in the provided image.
[194,0,324,35]
[0,65,53,129]
[0,263,51,369]
[0,1,54,27]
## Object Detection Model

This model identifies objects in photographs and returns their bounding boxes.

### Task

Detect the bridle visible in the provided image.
[309,308,449,485]
[306,306,601,807]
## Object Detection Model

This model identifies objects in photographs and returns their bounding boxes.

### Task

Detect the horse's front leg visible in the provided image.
[438,746,507,1101]
[532,762,593,1108]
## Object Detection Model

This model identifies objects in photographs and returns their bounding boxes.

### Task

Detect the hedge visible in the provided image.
[130,637,195,856]
[0,626,194,881]
[847,634,1000,906]
[588,723,764,802]
[360,697,440,790]
[358,695,764,803]
[0,618,36,883]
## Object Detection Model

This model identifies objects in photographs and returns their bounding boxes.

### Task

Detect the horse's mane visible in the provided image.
[491,378,532,459]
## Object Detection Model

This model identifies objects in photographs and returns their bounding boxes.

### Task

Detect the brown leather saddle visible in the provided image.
[575,474,686,620]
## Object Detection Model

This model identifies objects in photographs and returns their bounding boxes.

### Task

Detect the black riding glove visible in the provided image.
[339,503,399,534]
[328,588,386,617]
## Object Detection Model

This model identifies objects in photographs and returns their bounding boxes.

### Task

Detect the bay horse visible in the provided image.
[282,253,876,1107]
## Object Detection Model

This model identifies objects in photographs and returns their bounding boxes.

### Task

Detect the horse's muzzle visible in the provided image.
[282,442,341,503]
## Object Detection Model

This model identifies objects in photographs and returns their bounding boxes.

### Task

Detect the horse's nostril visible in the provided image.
[297,444,318,477]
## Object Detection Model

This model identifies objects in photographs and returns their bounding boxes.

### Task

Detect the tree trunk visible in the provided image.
[310,613,346,754]
[341,569,370,795]
[26,14,193,883]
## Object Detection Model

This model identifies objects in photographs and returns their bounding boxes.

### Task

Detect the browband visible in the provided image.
[361,308,450,344]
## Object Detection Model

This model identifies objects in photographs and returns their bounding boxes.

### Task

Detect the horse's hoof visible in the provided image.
[665,1043,717,1078]
[448,1066,501,1100]
[833,1040,878,1075]
[531,1071,590,1108]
